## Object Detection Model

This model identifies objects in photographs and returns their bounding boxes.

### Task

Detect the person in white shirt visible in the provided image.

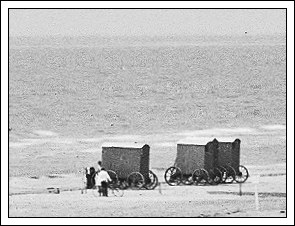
[96,168,111,196]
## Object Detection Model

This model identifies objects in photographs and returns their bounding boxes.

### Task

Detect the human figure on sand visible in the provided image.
[85,167,96,189]
[96,168,112,197]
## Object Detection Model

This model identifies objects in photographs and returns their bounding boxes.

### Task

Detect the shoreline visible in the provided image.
[9,126,286,178]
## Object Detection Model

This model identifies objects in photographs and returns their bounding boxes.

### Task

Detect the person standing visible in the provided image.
[96,168,111,197]
[94,161,103,195]
[85,167,96,189]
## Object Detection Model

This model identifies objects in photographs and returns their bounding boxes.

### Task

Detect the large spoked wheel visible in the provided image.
[127,172,145,189]
[164,166,182,186]
[107,170,118,186]
[145,170,159,190]
[192,169,201,185]
[208,168,222,185]
[181,173,194,185]
[192,168,209,185]
[224,165,236,184]
[235,165,249,183]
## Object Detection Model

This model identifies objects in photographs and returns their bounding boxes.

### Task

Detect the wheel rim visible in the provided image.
[182,173,194,185]
[225,166,236,183]
[192,168,208,185]
[118,179,128,190]
[127,172,145,189]
[164,167,182,186]
[147,170,156,184]
[235,165,249,183]
[200,169,209,185]
[214,168,222,184]
[107,170,118,185]
[218,166,228,183]
[145,170,158,190]
[192,169,201,185]
[208,168,222,185]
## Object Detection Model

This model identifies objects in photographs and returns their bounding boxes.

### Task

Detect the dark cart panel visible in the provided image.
[175,144,205,175]
[204,139,219,171]
[102,143,150,181]
[216,138,241,172]
[175,139,219,174]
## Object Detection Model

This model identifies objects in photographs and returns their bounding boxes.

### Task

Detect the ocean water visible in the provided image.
[9,35,286,137]
[8,35,286,177]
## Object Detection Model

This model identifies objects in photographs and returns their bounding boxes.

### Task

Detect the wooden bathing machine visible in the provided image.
[101,142,150,181]
[165,138,246,186]
[175,138,241,173]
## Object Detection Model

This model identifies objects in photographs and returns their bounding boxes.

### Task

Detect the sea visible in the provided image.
[8,34,286,176]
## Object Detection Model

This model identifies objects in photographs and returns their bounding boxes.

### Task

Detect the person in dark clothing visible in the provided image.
[86,167,96,189]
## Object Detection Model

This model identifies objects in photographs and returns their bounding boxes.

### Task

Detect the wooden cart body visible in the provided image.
[175,138,240,173]
[101,143,150,181]
[175,139,218,174]
[216,138,241,172]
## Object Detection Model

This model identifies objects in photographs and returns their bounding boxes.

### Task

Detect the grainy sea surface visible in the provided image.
[9,35,286,177]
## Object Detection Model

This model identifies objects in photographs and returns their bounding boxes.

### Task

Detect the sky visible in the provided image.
[9,9,286,37]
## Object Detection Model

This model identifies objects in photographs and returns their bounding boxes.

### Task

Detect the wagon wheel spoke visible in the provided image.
[164,167,182,186]
[181,173,194,185]
[218,166,228,183]
[147,170,156,184]
[213,168,223,184]
[127,172,145,189]
[200,169,209,185]
[224,165,236,184]
[208,168,222,185]
[235,165,249,183]
[145,170,158,190]
[192,168,208,185]
[207,169,215,185]
[192,169,201,185]
[118,179,129,190]
[107,170,118,186]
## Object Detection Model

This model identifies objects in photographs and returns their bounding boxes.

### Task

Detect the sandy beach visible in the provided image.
[8,126,286,218]
[9,165,286,217]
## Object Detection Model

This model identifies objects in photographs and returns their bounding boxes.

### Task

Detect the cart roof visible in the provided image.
[101,142,148,149]
[214,137,240,143]
[177,137,239,145]
[177,137,213,145]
